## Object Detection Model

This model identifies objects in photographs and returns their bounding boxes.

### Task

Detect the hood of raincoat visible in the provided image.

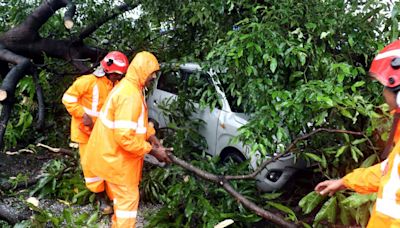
[125,51,160,88]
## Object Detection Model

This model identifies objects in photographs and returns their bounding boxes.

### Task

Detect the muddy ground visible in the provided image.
[0,149,160,227]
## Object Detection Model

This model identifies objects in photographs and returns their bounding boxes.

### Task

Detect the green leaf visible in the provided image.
[298,52,307,66]
[321,153,327,169]
[305,153,322,163]
[320,31,330,39]
[343,133,350,143]
[360,154,377,168]
[337,193,351,225]
[63,209,73,225]
[335,145,348,158]
[352,138,367,145]
[352,146,364,157]
[185,200,194,218]
[350,147,359,163]
[341,193,376,208]
[267,201,297,221]
[299,191,326,214]
[72,189,89,204]
[314,197,337,225]
[270,58,277,73]
[86,212,99,225]
[247,54,254,65]
[351,81,365,92]
[348,36,354,47]
[261,192,282,200]
[340,109,353,120]
[338,73,345,83]
[355,204,370,227]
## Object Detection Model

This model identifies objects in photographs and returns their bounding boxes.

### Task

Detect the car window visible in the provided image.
[184,71,222,109]
[157,70,181,94]
[219,79,244,113]
[185,71,209,101]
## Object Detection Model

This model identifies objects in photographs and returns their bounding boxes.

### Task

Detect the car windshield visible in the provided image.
[218,79,245,113]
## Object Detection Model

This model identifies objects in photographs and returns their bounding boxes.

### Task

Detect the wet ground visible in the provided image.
[0,150,160,227]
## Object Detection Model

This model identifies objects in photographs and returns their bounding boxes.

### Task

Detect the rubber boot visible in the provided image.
[96,192,113,215]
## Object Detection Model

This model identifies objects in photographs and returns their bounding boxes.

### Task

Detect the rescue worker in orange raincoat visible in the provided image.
[315,40,400,227]
[83,51,171,227]
[62,51,129,214]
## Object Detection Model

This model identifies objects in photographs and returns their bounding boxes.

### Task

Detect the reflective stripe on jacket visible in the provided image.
[343,143,400,227]
[62,74,113,143]
[84,51,158,188]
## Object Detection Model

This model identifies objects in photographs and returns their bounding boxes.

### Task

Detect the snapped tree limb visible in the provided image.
[225,128,364,180]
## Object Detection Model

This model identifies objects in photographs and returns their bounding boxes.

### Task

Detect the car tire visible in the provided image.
[221,150,245,164]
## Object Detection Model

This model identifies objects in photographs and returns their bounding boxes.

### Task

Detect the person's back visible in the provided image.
[86,75,151,187]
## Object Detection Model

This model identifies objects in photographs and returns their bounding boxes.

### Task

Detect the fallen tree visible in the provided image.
[0,0,137,148]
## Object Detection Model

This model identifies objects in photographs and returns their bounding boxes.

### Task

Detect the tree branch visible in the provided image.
[169,154,298,227]
[17,0,70,33]
[63,0,76,30]
[76,3,137,41]
[0,61,9,80]
[0,48,32,101]
[0,48,32,148]
[32,69,45,129]
[36,143,75,157]
[225,128,364,180]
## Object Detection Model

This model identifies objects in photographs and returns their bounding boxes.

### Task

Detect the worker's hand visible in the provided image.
[148,135,162,148]
[315,179,346,196]
[82,113,94,128]
[150,146,173,164]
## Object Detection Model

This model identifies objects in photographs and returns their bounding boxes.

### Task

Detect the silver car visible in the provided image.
[147,63,305,192]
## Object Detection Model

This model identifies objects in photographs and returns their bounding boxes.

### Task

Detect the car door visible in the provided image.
[182,70,222,156]
[147,70,181,128]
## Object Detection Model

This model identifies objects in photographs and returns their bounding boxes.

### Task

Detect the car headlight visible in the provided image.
[266,170,282,182]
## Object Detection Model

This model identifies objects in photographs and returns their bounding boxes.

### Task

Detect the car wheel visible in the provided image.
[221,150,245,164]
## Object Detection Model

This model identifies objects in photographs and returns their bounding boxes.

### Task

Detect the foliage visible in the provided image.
[14,206,102,228]
[29,158,94,205]
[299,191,376,227]
[8,173,29,191]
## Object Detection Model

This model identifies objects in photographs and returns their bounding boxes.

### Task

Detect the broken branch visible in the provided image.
[36,143,75,157]
[225,128,364,180]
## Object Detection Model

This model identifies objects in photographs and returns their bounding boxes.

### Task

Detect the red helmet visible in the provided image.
[94,51,129,76]
[370,40,400,90]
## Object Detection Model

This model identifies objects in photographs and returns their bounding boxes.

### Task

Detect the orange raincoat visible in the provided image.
[343,144,400,227]
[62,74,113,143]
[84,51,158,227]
[62,74,113,192]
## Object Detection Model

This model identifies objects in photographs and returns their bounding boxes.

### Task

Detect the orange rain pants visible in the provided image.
[79,143,105,193]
